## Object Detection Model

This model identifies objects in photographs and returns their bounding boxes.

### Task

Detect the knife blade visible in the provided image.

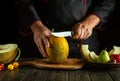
[51,31,74,37]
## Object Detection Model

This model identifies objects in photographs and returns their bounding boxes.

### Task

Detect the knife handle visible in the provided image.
[71,31,74,37]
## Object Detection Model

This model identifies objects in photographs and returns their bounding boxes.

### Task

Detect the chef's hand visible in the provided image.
[30,21,51,57]
[72,14,100,40]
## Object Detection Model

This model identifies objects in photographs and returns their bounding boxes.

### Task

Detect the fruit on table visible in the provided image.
[0,64,4,71]
[80,45,92,62]
[80,44,98,62]
[7,61,19,71]
[13,61,19,68]
[7,64,14,70]
[80,44,110,63]
[46,35,69,63]
[108,46,120,63]
[110,54,120,63]
[96,49,110,63]
[109,46,120,56]
[81,44,120,63]
[89,51,99,62]
[0,44,19,64]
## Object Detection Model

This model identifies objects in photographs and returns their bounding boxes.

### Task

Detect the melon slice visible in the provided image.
[89,51,99,62]
[80,44,99,62]
[80,45,93,62]
[109,46,120,56]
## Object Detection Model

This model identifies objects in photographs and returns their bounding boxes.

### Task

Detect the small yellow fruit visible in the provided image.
[13,62,19,68]
[7,64,14,70]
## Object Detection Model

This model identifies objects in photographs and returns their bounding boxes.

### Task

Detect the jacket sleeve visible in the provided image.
[14,0,40,36]
[89,0,115,29]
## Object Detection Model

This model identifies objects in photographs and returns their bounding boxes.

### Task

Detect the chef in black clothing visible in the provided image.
[14,0,115,58]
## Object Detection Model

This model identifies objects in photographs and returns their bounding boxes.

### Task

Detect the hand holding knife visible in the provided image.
[51,31,82,48]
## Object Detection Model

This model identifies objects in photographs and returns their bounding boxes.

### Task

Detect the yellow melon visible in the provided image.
[46,35,69,63]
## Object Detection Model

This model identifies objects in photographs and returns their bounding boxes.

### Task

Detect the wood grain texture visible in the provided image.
[0,58,120,81]
[19,58,85,70]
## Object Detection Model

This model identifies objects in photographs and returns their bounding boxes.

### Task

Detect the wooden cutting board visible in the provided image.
[18,58,85,70]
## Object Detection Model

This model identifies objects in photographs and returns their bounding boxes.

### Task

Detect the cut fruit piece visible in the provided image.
[110,54,120,63]
[89,51,99,62]
[109,46,120,56]
[108,49,115,56]
[80,45,93,62]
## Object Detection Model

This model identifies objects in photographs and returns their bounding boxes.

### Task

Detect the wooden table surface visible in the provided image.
[0,58,120,81]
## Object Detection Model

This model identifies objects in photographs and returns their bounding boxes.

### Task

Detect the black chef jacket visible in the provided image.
[14,0,115,58]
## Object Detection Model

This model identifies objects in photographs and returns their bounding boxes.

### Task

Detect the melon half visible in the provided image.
[0,43,20,64]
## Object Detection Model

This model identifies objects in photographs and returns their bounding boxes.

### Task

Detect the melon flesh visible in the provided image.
[0,44,17,54]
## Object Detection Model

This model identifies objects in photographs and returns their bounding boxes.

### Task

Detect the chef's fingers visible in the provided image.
[79,26,85,39]
[74,26,85,40]
[42,37,50,48]
[83,29,92,40]
[72,27,82,39]
[37,39,47,57]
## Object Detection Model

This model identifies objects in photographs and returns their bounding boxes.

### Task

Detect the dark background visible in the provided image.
[0,0,120,58]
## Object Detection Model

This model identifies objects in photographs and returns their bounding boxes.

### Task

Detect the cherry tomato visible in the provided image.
[7,64,14,70]
[13,62,19,68]
[0,64,4,71]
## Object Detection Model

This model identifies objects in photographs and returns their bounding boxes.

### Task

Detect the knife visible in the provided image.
[51,31,74,37]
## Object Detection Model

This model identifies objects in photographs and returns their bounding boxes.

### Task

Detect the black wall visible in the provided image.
[0,0,120,57]
[102,0,120,50]
[0,0,40,58]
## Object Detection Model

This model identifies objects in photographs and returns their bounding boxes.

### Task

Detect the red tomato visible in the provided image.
[0,64,4,71]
